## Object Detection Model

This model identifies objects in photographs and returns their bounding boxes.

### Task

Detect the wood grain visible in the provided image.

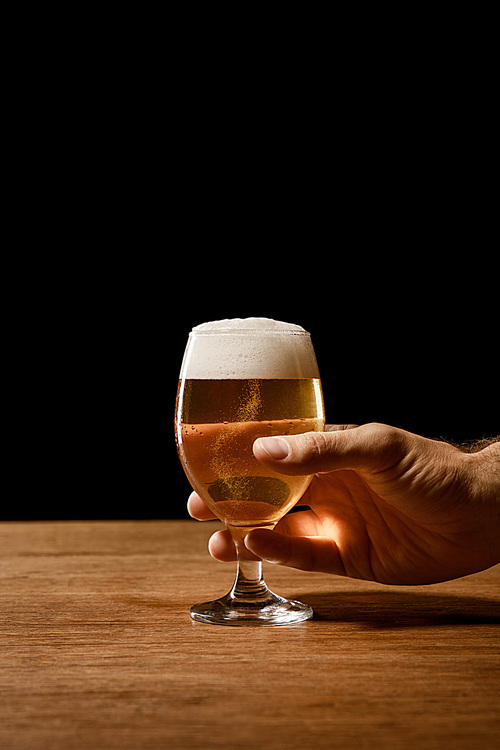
[0,521,499,749]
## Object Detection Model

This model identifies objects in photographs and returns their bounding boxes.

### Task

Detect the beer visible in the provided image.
[176,377,324,540]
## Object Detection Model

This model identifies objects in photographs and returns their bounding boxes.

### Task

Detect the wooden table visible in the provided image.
[1,521,499,750]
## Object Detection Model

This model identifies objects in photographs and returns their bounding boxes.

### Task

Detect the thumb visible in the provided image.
[253,423,409,476]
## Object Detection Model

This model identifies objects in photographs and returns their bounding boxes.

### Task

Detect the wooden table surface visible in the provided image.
[0,520,499,750]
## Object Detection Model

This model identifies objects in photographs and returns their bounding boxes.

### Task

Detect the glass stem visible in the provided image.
[230,543,270,603]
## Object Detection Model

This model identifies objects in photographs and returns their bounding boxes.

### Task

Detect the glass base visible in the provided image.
[190,589,313,626]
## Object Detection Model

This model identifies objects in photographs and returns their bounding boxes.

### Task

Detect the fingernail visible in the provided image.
[257,437,290,460]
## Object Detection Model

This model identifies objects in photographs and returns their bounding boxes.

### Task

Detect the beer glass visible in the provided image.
[175,318,325,625]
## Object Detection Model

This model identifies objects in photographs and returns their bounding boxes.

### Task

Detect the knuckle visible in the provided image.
[362,422,400,447]
[360,422,409,466]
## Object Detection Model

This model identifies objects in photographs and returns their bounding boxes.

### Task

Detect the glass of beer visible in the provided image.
[175,317,325,625]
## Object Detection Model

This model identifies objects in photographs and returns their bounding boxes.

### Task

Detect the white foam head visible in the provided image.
[192,317,305,333]
[181,317,320,379]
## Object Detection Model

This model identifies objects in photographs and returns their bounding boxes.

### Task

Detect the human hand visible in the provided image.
[188,423,500,585]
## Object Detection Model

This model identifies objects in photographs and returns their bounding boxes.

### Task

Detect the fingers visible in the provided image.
[187,491,217,521]
[205,525,346,574]
[198,504,346,573]
[253,422,410,476]
[208,529,237,562]
[186,492,237,561]
[244,528,346,576]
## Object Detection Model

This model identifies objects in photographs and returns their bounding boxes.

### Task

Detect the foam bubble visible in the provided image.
[181,317,319,379]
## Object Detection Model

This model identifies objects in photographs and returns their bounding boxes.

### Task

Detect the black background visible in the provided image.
[6,28,498,520]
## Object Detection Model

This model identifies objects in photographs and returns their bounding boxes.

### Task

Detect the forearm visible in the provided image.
[466,441,500,565]
[469,440,500,500]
